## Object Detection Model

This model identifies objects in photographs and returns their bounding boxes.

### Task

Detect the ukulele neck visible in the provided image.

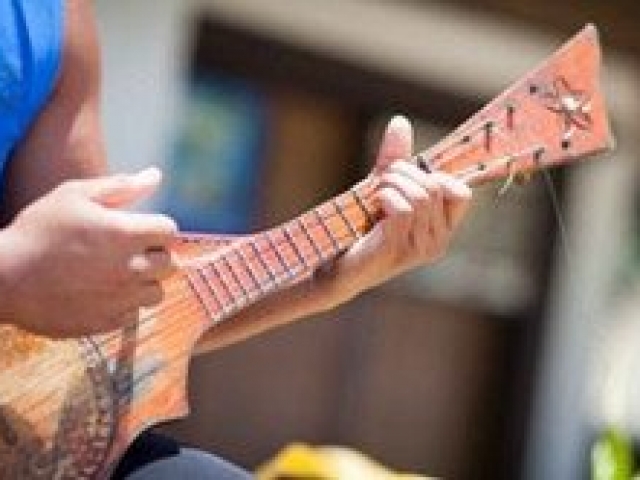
[182,178,379,322]
[179,23,614,325]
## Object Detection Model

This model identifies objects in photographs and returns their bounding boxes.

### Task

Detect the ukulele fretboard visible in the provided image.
[183,179,379,322]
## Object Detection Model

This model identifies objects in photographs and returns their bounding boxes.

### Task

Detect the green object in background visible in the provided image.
[592,428,635,480]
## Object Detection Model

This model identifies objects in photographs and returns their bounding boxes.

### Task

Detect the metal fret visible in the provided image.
[194,268,224,311]
[264,231,293,279]
[333,197,359,238]
[235,245,263,292]
[184,268,219,319]
[182,269,218,318]
[350,188,375,227]
[220,254,250,300]
[296,216,325,262]
[209,261,235,303]
[249,239,277,284]
[313,208,341,252]
[282,224,308,269]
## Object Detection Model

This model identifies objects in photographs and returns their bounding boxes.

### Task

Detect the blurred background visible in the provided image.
[94,1,640,479]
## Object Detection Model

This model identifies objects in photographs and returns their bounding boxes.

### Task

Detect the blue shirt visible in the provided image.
[0,0,64,187]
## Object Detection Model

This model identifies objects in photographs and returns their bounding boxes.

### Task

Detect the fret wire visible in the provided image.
[186,190,387,320]
[296,216,325,262]
[209,261,236,303]
[249,239,278,284]
[184,269,218,318]
[283,224,309,270]
[123,223,355,328]
[333,197,359,238]
[193,267,224,311]
[235,245,263,292]
[98,223,372,348]
[264,231,293,279]
[350,188,376,227]
[313,208,341,252]
[220,254,250,300]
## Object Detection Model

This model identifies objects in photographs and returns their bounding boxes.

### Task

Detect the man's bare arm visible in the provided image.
[1,0,105,221]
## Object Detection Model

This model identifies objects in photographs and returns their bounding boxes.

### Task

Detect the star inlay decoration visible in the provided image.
[539,76,593,141]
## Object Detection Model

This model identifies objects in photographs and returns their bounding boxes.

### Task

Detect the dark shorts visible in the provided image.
[111,431,252,480]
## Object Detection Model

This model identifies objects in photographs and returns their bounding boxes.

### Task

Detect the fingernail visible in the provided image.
[388,115,411,131]
[453,181,472,198]
[134,166,162,183]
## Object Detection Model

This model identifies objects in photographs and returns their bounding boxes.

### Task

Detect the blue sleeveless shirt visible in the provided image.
[0,0,64,186]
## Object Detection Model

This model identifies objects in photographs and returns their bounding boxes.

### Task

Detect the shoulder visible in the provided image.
[0,0,67,184]
[0,0,105,221]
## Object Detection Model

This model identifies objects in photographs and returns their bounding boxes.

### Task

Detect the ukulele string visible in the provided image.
[97,141,545,352]
[16,279,259,412]
[19,225,358,410]
[541,168,574,268]
[96,148,449,348]
[82,147,548,412]
[42,184,384,409]
[25,154,562,420]
[96,147,530,353]
[94,222,365,351]
[22,68,601,427]
[425,102,520,174]
[94,179,384,355]
[24,164,562,435]
[17,334,205,423]
[423,120,496,171]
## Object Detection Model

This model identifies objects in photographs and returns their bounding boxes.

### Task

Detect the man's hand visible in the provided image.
[0,167,178,338]
[314,116,471,309]
[195,116,472,353]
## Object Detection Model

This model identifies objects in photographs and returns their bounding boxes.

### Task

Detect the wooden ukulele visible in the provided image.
[0,25,614,479]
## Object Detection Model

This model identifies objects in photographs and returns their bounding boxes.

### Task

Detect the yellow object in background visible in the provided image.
[257,443,433,480]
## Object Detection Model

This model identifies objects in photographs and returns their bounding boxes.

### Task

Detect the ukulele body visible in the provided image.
[0,235,232,479]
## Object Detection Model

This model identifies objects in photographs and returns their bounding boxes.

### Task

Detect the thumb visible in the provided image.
[80,167,163,208]
[374,115,414,172]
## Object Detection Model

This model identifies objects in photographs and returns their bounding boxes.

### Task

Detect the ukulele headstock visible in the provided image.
[413,24,614,187]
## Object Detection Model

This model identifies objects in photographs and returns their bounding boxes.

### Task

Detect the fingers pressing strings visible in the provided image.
[374,160,472,252]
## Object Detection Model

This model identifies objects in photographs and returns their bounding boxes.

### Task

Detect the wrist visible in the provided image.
[310,262,363,313]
